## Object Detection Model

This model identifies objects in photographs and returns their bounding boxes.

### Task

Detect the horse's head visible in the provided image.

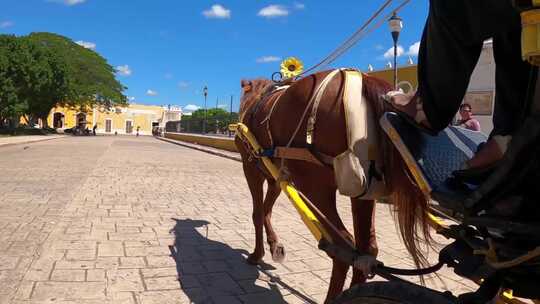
[239,78,273,117]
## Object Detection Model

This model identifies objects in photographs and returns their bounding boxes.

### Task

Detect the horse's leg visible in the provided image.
[262,180,284,262]
[298,184,352,303]
[350,198,378,287]
[242,161,266,265]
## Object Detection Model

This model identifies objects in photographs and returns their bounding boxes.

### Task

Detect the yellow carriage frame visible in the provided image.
[229,121,536,304]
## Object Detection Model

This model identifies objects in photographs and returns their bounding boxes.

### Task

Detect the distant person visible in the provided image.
[136,126,140,137]
[92,124,97,136]
[456,103,481,132]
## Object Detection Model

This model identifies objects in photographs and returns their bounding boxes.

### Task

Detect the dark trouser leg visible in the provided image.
[491,26,533,137]
[418,0,522,131]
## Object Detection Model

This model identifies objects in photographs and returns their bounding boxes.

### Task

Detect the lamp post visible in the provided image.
[229,95,233,137]
[388,12,403,90]
[203,86,208,133]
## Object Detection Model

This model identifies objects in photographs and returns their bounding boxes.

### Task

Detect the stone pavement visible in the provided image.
[0,136,475,304]
[0,135,65,148]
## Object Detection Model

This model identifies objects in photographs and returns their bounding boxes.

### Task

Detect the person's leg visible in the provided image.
[463,6,532,169]
[390,0,522,132]
[491,18,534,138]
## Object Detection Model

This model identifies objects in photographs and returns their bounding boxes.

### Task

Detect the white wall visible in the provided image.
[465,41,496,135]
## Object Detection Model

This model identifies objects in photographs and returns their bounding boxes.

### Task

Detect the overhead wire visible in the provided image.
[298,0,411,77]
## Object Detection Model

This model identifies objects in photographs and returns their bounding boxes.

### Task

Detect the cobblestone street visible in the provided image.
[0,136,474,303]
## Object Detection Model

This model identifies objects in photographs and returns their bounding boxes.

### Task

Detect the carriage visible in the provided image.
[229,2,540,303]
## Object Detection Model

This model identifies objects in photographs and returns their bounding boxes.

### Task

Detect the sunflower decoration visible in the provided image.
[280,57,304,79]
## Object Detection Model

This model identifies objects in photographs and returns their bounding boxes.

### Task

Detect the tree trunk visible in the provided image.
[40,115,49,129]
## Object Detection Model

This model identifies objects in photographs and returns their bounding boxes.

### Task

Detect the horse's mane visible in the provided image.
[238,78,273,119]
[239,72,433,269]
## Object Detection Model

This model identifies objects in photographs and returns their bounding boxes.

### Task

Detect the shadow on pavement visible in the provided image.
[169,218,315,303]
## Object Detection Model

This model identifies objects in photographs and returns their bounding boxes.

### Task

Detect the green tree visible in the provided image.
[22,36,70,126]
[0,35,33,127]
[27,32,127,113]
[1,32,127,129]
[181,108,239,133]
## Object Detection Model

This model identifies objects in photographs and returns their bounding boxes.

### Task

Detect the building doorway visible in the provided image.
[76,113,87,128]
[125,120,133,134]
[105,119,112,133]
[53,112,64,128]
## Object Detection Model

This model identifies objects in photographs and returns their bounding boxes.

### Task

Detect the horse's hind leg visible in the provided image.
[350,198,378,287]
[242,161,266,265]
[297,183,352,303]
[262,180,285,262]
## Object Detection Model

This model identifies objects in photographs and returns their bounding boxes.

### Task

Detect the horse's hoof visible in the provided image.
[271,243,286,263]
[246,253,263,265]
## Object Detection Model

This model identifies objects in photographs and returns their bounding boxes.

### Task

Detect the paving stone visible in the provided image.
[0,137,476,303]
[141,267,178,278]
[51,269,86,281]
[66,249,96,261]
[146,256,176,268]
[196,272,243,296]
[98,242,124,257]
[0,256,19,270]
[87,269,106,282]
[144,276,181,290]
[120,257,146,268]
[107,269,144,292]
[32,282,106,301]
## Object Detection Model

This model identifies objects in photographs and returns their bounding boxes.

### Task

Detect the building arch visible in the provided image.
[53,112,65,129]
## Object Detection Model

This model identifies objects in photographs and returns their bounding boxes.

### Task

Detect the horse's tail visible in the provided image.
[363,74,434,270]
[385,142,434,270]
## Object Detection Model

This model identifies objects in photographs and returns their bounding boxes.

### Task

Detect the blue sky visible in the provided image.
[1,0,428,112]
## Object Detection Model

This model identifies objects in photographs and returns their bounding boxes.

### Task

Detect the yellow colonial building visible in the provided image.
[368,64,418,94]
[47,103,181,135]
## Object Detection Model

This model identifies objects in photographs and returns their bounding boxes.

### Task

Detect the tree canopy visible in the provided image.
[0,32,127,128]
[181,108,239,133]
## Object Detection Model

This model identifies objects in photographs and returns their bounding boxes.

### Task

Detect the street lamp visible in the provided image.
[203,86,208,133]
[388,12,403,90]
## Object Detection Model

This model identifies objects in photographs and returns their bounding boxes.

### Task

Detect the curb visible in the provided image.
[0,136,66,149]
[155,136,242,162]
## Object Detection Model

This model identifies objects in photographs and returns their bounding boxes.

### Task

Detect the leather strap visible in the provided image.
[306,69,342,145]
[274,147,325,166]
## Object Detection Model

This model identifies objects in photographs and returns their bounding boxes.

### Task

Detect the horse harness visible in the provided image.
[239,72,342,169]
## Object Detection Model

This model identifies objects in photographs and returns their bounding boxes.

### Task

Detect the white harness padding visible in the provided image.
[333,70,388,199]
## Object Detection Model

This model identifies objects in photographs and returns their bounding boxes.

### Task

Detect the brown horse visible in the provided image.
[236,69,432,303]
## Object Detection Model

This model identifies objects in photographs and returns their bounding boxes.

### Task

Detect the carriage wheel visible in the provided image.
[332,281,456,304]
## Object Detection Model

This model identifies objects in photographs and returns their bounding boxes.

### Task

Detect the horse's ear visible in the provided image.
[241,80,252,93]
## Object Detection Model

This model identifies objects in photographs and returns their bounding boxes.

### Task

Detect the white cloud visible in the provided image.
[294,2,305,9]
[218,104,228,109]
[49,0,86,6]
[258,5,289,18]
[383,45,404,59]
[0,21,14,29]
[178,81,190,89]
[76,40,96,50]
[146,89,158,96]
[256,56,281,63]
[184,104,201,112]
[128,96,136,102]
[202,4,231,19]
[406,41,420,56]
[65,0,85,5]
[116,65,132,76]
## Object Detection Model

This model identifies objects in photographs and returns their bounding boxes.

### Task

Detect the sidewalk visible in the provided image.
[0,135,65,148]
[156,136,242,162]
